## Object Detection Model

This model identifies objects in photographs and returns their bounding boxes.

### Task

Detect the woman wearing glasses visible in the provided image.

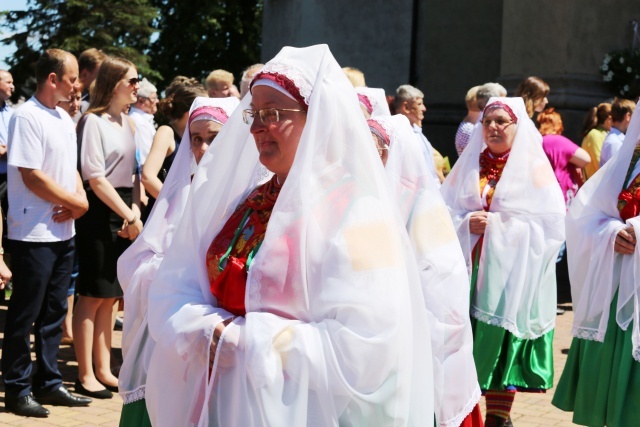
[143,45,434,426]
[441,98,565,427]
[74,57,141,399]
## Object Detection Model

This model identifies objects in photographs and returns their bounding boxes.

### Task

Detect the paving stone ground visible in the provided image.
[0,293,579,426]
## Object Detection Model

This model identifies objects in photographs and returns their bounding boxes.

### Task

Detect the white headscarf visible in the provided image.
[371,114,480,427]
[116,96,239,404]
[356,87,391,117]
[145,45,434,427]
[441,97,565,339]
[566,100,640,361]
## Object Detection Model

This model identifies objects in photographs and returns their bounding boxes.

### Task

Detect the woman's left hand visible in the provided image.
[469,211,489,235]
[614,226,636,255]
[209,317,237,368]
[126,219,143,240]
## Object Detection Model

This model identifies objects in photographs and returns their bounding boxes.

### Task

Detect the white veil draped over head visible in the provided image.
[440,97,565,339]
[116,96,239,404]
[373,114,480,427]
[145,45,434,427]
[566,101,640,361]
[356,86,391,117]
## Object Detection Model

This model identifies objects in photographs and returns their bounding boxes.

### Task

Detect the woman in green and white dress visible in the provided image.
[552,102,640,427]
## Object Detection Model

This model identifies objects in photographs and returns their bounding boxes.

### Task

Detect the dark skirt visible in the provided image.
[76,187,132,298]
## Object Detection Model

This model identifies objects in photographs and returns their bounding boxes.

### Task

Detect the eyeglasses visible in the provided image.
[127,77,142,86]
[242,108,306,125]
[481,118,515,130]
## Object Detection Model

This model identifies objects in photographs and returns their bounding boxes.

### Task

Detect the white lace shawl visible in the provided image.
[144,45,434,427]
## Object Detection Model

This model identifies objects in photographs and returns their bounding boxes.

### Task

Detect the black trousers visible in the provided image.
[1,238,74,399]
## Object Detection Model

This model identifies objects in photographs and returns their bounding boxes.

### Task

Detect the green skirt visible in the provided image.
[472,318,554,391]
[552,294,640,427]
[470,241,554,391]
[119,398,152,427]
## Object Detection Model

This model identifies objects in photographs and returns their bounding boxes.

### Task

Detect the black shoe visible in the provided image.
[505,416,514,427]
[97,378,119,393]
[74,379,113,399]
[5,395,50,418]
[34,385,92,406]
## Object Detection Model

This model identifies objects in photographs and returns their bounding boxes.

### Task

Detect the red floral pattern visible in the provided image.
[479,148,511,210]
[617,145,640,221]
[206,175,281,315]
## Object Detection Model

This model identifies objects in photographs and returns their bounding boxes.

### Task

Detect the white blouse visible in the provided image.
[80,112,136,188]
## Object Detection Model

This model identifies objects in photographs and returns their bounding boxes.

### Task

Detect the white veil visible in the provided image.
[376,115,480,427]
[565,101,640,361]
[145,45,434,427]
[356,87,391,117]
[440,97,565,339]
[116,96,240,404]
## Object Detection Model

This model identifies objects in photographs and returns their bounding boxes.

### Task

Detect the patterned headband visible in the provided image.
[358,93,374,115]
[367,119,391,146]
[250,71,308,111]
[483,101,518,124]
[188,106,229,127]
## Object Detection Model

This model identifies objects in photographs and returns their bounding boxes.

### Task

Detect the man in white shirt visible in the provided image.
[0,70,14,241]
[600,98,635,167]
[395,84,443,187]
[129,78,158,167]
[2,49,91,418]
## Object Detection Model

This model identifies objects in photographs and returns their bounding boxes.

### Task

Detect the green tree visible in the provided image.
[149,0,263,89]
[2,0,158,101]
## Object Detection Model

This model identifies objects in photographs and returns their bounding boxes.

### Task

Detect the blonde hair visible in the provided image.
[465,86,481,111]
[86,56,135,116]
[343,67,366,87]
[205,69,234,90]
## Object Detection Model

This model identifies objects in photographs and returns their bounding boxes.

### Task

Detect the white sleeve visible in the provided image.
[80,114,106,180]
[8,114,44,170]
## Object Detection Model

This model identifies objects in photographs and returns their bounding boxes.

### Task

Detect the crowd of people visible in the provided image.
[0,43,637,427]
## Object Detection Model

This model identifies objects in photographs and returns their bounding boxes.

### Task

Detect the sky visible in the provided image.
[1,0,29,69]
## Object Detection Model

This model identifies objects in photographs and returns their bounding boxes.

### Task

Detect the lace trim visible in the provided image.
[255,62,313,105]
[470,307,553,340]
[571,326,605,342]
[438,386,482,427]
[121,385,145,405]
[375,118,398,146]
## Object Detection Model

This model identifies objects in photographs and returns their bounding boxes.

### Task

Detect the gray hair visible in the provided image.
[240,63,264,97]
[476,82,507,110]
[137,78,157,99]
[394,84,424,111]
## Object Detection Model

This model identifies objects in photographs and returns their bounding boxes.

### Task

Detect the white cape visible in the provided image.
[116,97,239,404]
[380,114,480,427]
[145,45,434,427]
[440,97,565,339]
[566,100,640,362]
